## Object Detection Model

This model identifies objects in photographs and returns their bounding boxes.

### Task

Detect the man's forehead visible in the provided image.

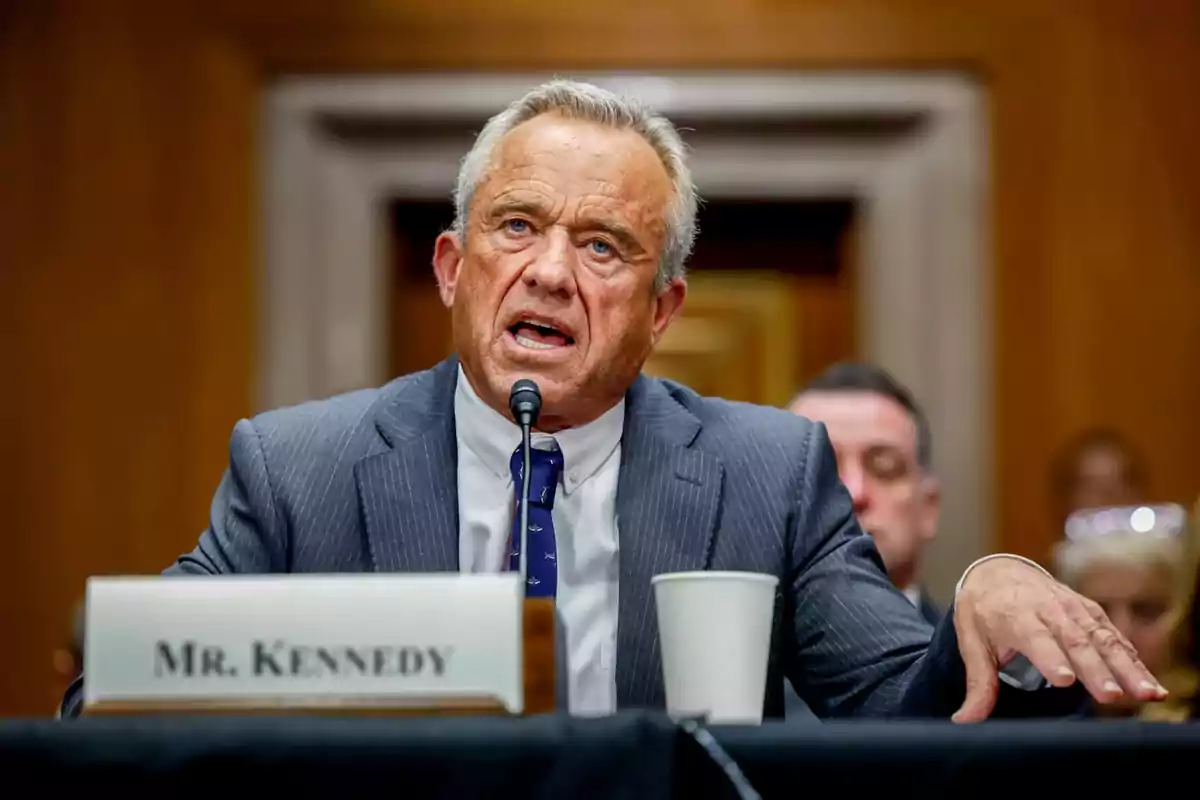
[501,112,620,147]
[791,390,918,450]
[484,115,670,194]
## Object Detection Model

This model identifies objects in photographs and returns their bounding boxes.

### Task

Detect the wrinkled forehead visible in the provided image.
[477,114,674,228]
[791,390,919,458]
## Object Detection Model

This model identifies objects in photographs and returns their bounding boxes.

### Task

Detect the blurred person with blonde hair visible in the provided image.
[1054,505,1190,718]
[1140,501,1200,721]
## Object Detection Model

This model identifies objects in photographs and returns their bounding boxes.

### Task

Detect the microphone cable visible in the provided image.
[677,717,762,800]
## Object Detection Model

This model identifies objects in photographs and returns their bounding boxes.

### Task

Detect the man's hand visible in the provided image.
[952,557,1168,723]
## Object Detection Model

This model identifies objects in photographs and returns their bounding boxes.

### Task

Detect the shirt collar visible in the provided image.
[453,366,625,496]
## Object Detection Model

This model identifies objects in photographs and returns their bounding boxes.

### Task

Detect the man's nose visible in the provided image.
[841,466,869,513]
[522,228,576,297]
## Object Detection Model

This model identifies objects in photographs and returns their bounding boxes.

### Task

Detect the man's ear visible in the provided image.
[650,278,687,345]
[432,231,464,308]
[918,475,941,542]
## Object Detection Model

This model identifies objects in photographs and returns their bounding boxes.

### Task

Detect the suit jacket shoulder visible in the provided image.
[650,378,820,473]
[247,386,381,480]
[174,361,460,575]
[248,363,447,467]
[661,378,816,439]
[650,378,830,554]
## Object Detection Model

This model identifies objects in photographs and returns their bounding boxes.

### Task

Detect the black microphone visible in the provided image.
[509,379,541,428]
[508,379,568,708]
[508,379,542,588]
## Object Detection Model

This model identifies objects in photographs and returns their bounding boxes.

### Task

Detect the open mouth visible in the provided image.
[507,319,576,350]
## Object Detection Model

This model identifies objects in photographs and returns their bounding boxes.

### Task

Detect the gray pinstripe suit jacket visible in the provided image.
[62,356,1084,719]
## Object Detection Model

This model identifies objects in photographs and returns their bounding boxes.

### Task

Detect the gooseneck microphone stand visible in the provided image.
[508,379,542,588]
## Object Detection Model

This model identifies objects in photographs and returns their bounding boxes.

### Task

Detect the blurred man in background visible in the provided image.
[1050,428,1148,527]
[789,362,942,624]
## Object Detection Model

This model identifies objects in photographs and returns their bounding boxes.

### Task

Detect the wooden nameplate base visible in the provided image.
[84,598,556,717]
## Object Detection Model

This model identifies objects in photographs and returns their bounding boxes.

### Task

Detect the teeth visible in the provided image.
[515,335,557,350]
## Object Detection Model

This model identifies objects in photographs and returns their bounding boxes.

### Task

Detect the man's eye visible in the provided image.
[504,219,531,234]
[865,452,907,482]
[588,239,612,255]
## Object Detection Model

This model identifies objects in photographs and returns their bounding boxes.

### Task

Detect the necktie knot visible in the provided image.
[510,442,564,510]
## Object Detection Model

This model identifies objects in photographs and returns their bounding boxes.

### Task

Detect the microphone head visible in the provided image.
[509,379,542,427]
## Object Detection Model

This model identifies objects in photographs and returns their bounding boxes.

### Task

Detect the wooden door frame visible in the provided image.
[261,72,988,599]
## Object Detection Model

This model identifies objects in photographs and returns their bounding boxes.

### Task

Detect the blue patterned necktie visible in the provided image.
[509,442,564,598]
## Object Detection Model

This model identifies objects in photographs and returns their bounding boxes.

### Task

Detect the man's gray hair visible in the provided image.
[451,79,698,290]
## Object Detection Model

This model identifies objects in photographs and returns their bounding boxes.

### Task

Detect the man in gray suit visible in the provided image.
[64,79,1164,720]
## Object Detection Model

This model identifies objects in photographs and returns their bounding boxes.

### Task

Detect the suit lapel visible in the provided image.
[356,357,461,573]
[615,376,724,707]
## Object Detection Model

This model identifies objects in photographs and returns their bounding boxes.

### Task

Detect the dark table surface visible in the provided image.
[2,714,1197,798]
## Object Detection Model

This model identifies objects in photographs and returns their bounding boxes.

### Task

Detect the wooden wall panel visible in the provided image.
[2,0,1198,713]
[0,0,257,712]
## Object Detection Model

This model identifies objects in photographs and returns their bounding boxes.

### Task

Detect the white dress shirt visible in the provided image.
[453,368,1046,713]
[454,367,625,715]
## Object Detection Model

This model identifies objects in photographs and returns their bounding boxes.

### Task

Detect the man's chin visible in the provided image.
[487,350,575,394]
[478,363,569,413]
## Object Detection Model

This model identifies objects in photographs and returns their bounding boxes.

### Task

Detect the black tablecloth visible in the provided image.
[2,714,1197,798]
[0,714,684,798]
[720,720,1200,795]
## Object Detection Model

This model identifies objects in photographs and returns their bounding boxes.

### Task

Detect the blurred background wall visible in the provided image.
[1,0,1198,714]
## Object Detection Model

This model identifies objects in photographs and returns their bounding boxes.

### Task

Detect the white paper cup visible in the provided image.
[652,570,779,725]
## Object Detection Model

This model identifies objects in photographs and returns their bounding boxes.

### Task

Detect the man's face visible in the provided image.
[433,113,686,430]
[788,390,939,589]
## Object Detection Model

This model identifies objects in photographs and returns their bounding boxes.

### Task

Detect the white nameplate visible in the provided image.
[84,573,524,713]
